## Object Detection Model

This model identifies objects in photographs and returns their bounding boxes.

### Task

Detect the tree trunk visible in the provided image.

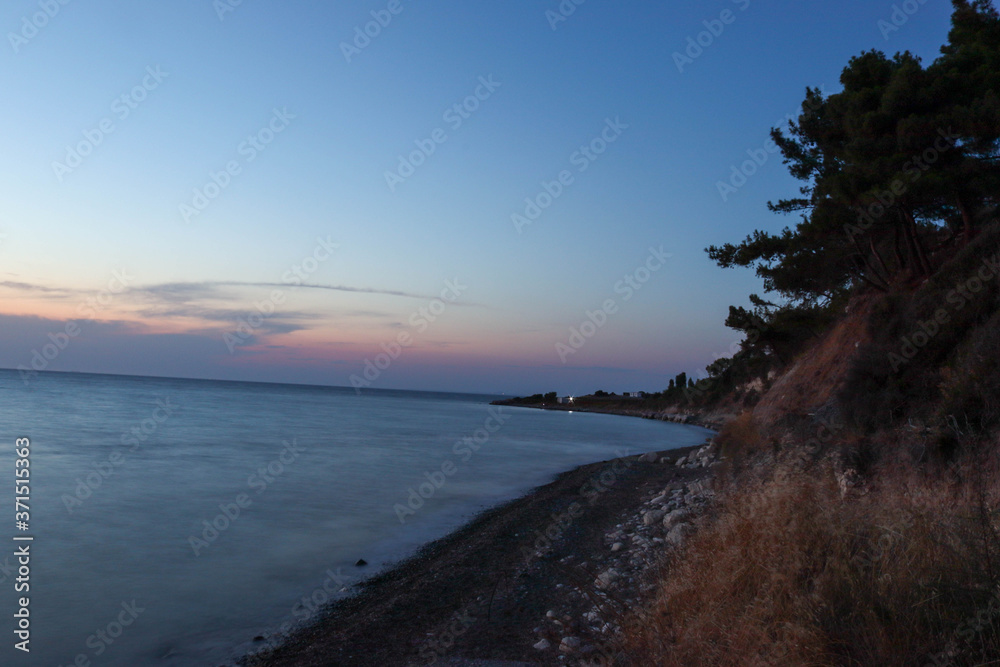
[902,210,932,277]
[891,225,906,273]
[869,237,893,286]
[957,194,976,244]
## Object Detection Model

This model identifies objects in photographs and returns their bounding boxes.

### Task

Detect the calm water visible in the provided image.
[0,370,712,666]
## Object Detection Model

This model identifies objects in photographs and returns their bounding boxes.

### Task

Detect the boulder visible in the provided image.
[666,522,696,547]
[642,510,666,526]
[662,509,692,531]
[560,636,582,653]
[595,568,620,588]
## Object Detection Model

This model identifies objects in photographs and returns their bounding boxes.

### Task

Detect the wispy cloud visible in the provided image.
[131,280,442,302]
[0,279,477,305]
[0,281,76,295]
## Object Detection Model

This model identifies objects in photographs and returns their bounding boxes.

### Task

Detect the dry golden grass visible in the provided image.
[714,411,766,461]
[621,446,1000,666]
[751,294,877,430]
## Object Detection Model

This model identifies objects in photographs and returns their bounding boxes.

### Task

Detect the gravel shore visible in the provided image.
[243,440,718,667]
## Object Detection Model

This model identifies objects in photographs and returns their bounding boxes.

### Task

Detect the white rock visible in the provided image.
[611,542,623,552]
[662,509,691,531]
[596,568,620,588]
[534,638,551,650]
[546,610,557,619]
[676,456,687,466]
[560,636,582,653]
[642,510,665,526]
[666,522,696,547]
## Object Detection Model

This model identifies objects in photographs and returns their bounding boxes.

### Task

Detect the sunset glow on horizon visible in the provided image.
[0,0,954,394]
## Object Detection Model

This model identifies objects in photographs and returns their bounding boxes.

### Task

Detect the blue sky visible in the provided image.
[0,0,955,394]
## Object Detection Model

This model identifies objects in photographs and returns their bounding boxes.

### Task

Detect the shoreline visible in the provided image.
[491,399,732,432]
[243,431,718,666]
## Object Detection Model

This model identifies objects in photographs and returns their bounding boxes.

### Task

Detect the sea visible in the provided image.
[0,369,713,666]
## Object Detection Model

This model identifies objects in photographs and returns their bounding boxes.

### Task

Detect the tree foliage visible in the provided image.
[702,0,1000,389]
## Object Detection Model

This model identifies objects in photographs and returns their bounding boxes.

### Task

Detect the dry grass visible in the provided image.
[751,294,877,430]
[621,446,1000,666]
[715,412,767,461]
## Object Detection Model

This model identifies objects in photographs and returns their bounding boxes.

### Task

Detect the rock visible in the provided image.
[611,542,623,552]
[638,451,658,463]
[663,510,691,531]
[252,635,265,642]
[666,522,696,547]
[650,494,669,505]
[659,457,671,464]
[596,568,620,588]
[355,559,367,567]
[642,510,665,526]
[560,636,582,653]
[675,456,687,466]
[533,638,551,650]
[546,610,557,619]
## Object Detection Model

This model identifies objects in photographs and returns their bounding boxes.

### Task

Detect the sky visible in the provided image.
[0,0,956,395]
